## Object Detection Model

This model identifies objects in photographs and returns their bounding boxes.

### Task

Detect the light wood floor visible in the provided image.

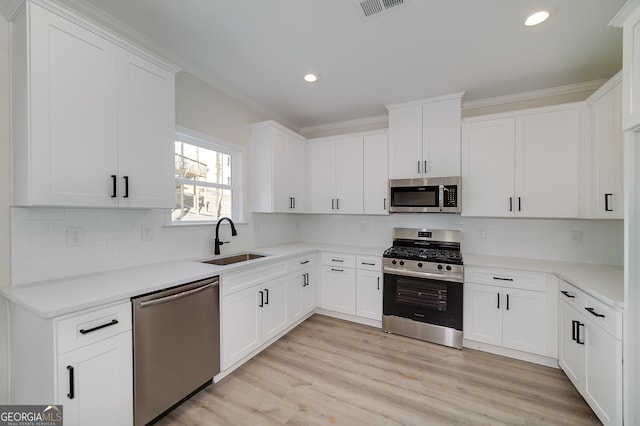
[157,315,600,426]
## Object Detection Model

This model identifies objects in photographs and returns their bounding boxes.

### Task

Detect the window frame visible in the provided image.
[168,127,245,226]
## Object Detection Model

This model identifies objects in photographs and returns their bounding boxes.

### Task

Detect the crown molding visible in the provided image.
[386,91,465,110]
[462,101,586,123]
[586,71,622,103]
[462,79,607,110]
[0,0,24,21]
[610,0,640,27]
[299,114,388,135]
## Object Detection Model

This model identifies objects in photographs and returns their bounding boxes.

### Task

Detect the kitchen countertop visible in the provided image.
[463,253,624,309]
[0,242,386,318]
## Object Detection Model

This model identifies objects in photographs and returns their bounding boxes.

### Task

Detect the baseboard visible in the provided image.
[463,339,559,368]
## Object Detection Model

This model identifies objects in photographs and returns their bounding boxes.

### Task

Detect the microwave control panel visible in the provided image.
[444,186,458,207]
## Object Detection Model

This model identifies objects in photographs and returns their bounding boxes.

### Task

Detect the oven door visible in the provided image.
[383,272,463,331]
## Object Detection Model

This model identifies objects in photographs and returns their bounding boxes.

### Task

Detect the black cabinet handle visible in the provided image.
[331,268,344,272]
[383,198,387,210]
[377,277,380,290]
[424,161,427,174]
[493,277,514,281]
[293,197,296,209]
[79,319,119,335]
[123,176,129,198]
[67,366,74,399]
[300,260,310,265]
[417,161,421,174]
[264,288,269,305]
[576,322,585,345]
[361,262,376,266]
[509,197,513,212]
[518,197,522,212]
[336,199,340,210]
[605,193,613,212]
[259,291,264,307]
[332,199,335,210]
[497,293,500,309]
[331,259,344,263]
[506,294,510,311]
[560,290,575,298]
[585,307,605,318]
[289,197,293,209]
[111,175,117,198]
[572,320,578,341]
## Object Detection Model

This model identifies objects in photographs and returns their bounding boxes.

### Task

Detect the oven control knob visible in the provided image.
[446,265,452,271]
[399,261,405,266]
[392,260,397,265]
[437,264,443,270]
[418,263,423,268]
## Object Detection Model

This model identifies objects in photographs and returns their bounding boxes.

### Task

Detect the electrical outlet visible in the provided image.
[570,230,582,245]
[141,224,153,241]
[66,227,84,247]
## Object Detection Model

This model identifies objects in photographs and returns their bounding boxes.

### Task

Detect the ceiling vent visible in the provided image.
[353,0,407,21]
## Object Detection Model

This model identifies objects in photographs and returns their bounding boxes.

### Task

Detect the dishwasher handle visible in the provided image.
[138,280,217,308]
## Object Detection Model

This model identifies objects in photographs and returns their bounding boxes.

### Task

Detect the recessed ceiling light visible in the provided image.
[524,10,550,26]
[304,73,319,83]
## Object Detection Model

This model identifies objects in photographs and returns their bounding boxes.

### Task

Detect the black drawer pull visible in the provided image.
[493,277,514,281]
[331,268,344,272]
[331,259,344,263]
[585,307,605,318]
[300,260,310,265]
[79,319,119,335]
[560,290,575,299]
[361,262,376,266]
[67,366,74,399]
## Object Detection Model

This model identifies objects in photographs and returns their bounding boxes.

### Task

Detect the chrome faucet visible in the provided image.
[214,217,238,255]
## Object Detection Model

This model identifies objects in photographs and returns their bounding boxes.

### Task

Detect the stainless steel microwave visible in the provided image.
[389,177,461,213]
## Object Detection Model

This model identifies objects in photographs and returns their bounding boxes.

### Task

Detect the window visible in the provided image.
[172,130,243,224]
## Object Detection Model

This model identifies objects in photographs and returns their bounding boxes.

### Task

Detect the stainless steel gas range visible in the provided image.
[382,227,463,349]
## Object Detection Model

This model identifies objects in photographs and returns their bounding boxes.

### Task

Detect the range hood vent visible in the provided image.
[354,0,407,21]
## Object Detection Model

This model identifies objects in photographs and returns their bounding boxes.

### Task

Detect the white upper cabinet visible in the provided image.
[363,132,389,215]
[387,93,463,179]
[586,73,624,219]
[251,122,307,213]
[307,136,363,214]
[11,0,178,208]
[462,103,587,218]
[613,4,640,131]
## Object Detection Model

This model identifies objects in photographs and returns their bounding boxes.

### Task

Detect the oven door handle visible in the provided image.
[383,267,463,283]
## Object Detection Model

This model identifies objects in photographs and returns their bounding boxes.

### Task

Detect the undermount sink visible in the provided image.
[201,253,266,266]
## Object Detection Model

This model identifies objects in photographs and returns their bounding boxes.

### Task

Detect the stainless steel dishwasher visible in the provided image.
[132,277,220,425]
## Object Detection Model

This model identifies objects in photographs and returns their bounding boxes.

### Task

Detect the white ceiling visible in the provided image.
[58,0,625,130]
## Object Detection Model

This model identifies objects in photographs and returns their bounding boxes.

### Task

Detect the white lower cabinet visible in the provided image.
[558,281,622,426]
[287,256,316,324]
[321,265,357,315]
[463,267,557,359]
[57,331,133,426]
[9,301,133,426]
[221,275,287,370]
[355,256,383,321]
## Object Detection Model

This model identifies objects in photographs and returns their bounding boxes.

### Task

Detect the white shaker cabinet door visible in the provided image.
[57,331,133,426]
[463,283,503,346]
[307,141,336,214]
[501,288,547,356]
[422,97,461,177]
[584,320,623,426]
[261,277,288,342]
[335,136,364,214]
[221,288,262,370]
[27,3,119,207]
[558,301,584,390]
[356,270,382,320]
[461,118,515,217]
[118,50,175,208]
[287,135,308,212]
[388,105,423,179]
[321,266,356,315]
[363,133,389,215]
[515,107,582,218]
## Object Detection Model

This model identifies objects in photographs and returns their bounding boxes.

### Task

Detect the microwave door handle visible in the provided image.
[439,185,444,211]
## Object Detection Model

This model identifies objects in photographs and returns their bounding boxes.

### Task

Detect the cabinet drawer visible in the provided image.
[356,256,381,271]
[57,302,131,355]
[558,280,584,310]
[289,255,316,272]
[322,253,356,269]
[221,262,288,296]
[465,267,548,292]
[582,294,622,339]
